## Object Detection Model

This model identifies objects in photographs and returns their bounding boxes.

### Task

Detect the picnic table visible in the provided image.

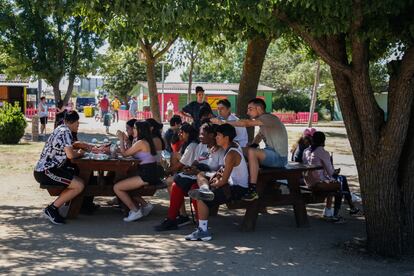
[40,156,165,218]
[213,162,324,231]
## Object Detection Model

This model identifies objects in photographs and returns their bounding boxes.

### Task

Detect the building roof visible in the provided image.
[137,81,275,94]
[0,74,30,87]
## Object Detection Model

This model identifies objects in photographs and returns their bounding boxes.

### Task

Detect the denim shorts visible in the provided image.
[261,147,287,168]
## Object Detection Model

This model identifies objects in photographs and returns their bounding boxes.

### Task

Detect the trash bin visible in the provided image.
[84,106,94,117]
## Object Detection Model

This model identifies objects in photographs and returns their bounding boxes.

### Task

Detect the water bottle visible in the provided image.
[110,143,117,158]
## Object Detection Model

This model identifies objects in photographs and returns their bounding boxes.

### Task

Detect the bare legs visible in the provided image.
[113,176,148,211]
[53,176,84,208]
[247,148,266,184]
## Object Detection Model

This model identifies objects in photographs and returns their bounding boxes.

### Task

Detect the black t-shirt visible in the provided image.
[182,101,212,128]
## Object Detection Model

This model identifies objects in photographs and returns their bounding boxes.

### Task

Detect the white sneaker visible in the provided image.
[351,192,362,202]
[123,209,144,222]
[323,207,334,218]
[141,203,154,217]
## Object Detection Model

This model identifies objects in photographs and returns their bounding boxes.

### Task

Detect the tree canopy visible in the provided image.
[99,46,172,104]
[0,0,103,103]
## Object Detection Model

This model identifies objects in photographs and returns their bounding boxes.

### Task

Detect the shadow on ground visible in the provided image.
[1,200,413,275]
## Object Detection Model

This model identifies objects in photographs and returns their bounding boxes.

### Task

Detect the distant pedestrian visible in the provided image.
[167,98,174,121]
[111,96,121,122]
[38,96,48,135]
[99,95,110,118]
[128,96,138,118]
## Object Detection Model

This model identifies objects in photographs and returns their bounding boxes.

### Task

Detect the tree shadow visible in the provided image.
[2,202,410,275]
[324,131,348,139]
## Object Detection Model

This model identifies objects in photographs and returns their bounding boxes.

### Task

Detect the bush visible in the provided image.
[0,102,27,144]
[272,91,310,112]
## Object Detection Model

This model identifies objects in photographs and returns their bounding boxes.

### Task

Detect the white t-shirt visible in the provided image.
[180,142,224,171]
[39,102,48,118]
[167,101,174,111]
[179,142,199,167]
[227,114,248,147]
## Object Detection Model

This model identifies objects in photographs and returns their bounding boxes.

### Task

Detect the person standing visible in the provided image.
[180,86,212,130]
[38,96,49,135]
[211,98,288,201]
[111,96,121,122]
[128,96,138,118]
[99,94,110,118]
[167,98,174,121]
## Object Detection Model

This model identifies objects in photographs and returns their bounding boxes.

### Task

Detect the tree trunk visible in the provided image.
[330,72,405,256]
[187,59,194,104]
[63,74,75,105]
[237,37,271,141]
[325,35,410,256]
[52,79,62,104]
[399,94,414,254]
[146,58,161,122]
[308,60,320,127]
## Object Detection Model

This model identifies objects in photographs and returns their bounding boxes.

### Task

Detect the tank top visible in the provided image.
[133,151,156,165]
[224,146,249,188]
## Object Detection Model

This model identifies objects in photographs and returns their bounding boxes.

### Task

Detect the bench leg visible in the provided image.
[66,169,92,219]
[66,195,84,218]
[209,205,219,216]
[288,175,310,227]
[293,200,309,227]
[241,200,260,232]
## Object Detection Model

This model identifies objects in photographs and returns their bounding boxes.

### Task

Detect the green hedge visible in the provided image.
[0,102,27,144]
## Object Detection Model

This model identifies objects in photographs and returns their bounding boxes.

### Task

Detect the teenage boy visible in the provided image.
[164,115,182,154]
[180,86,212,130]
[154,122,225,231]
[216,99,248,147]
[185,123,249,241]
[33,111,85,224]
[211,98,288,201]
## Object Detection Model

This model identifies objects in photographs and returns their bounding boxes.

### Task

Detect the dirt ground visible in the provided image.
[0,115,413,275]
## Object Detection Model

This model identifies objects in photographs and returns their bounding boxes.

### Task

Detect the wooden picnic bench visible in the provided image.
[210,162,326,231]
[40,158,166,218]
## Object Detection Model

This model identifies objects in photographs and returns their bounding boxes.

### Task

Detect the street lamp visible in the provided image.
[160,61,167,122]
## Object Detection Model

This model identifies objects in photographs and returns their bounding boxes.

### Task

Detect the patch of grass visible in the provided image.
[0,142,43,174]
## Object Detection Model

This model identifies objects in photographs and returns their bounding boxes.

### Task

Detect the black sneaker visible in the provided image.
[349,207,361,216]
[176,215,191,227]
[44,205,65,225]
[188,188,215,201]
[241,190,258,201]
[330,215,346,224]
[154,218,178,231]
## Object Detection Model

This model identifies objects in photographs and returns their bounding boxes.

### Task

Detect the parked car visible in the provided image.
[76,97,96,112]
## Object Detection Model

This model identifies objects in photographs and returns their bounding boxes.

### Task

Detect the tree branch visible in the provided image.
[154,37,177,60]
[274,9,352,79]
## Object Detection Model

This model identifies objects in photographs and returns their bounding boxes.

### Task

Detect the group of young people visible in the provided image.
[33,85,359,241]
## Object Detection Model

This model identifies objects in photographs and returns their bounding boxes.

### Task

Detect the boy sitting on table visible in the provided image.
[185,123,249,241]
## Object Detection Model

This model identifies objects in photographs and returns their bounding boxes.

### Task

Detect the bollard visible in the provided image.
[32,115,39,141]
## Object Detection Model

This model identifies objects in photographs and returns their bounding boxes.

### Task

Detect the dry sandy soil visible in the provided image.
[0,116,413,275]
